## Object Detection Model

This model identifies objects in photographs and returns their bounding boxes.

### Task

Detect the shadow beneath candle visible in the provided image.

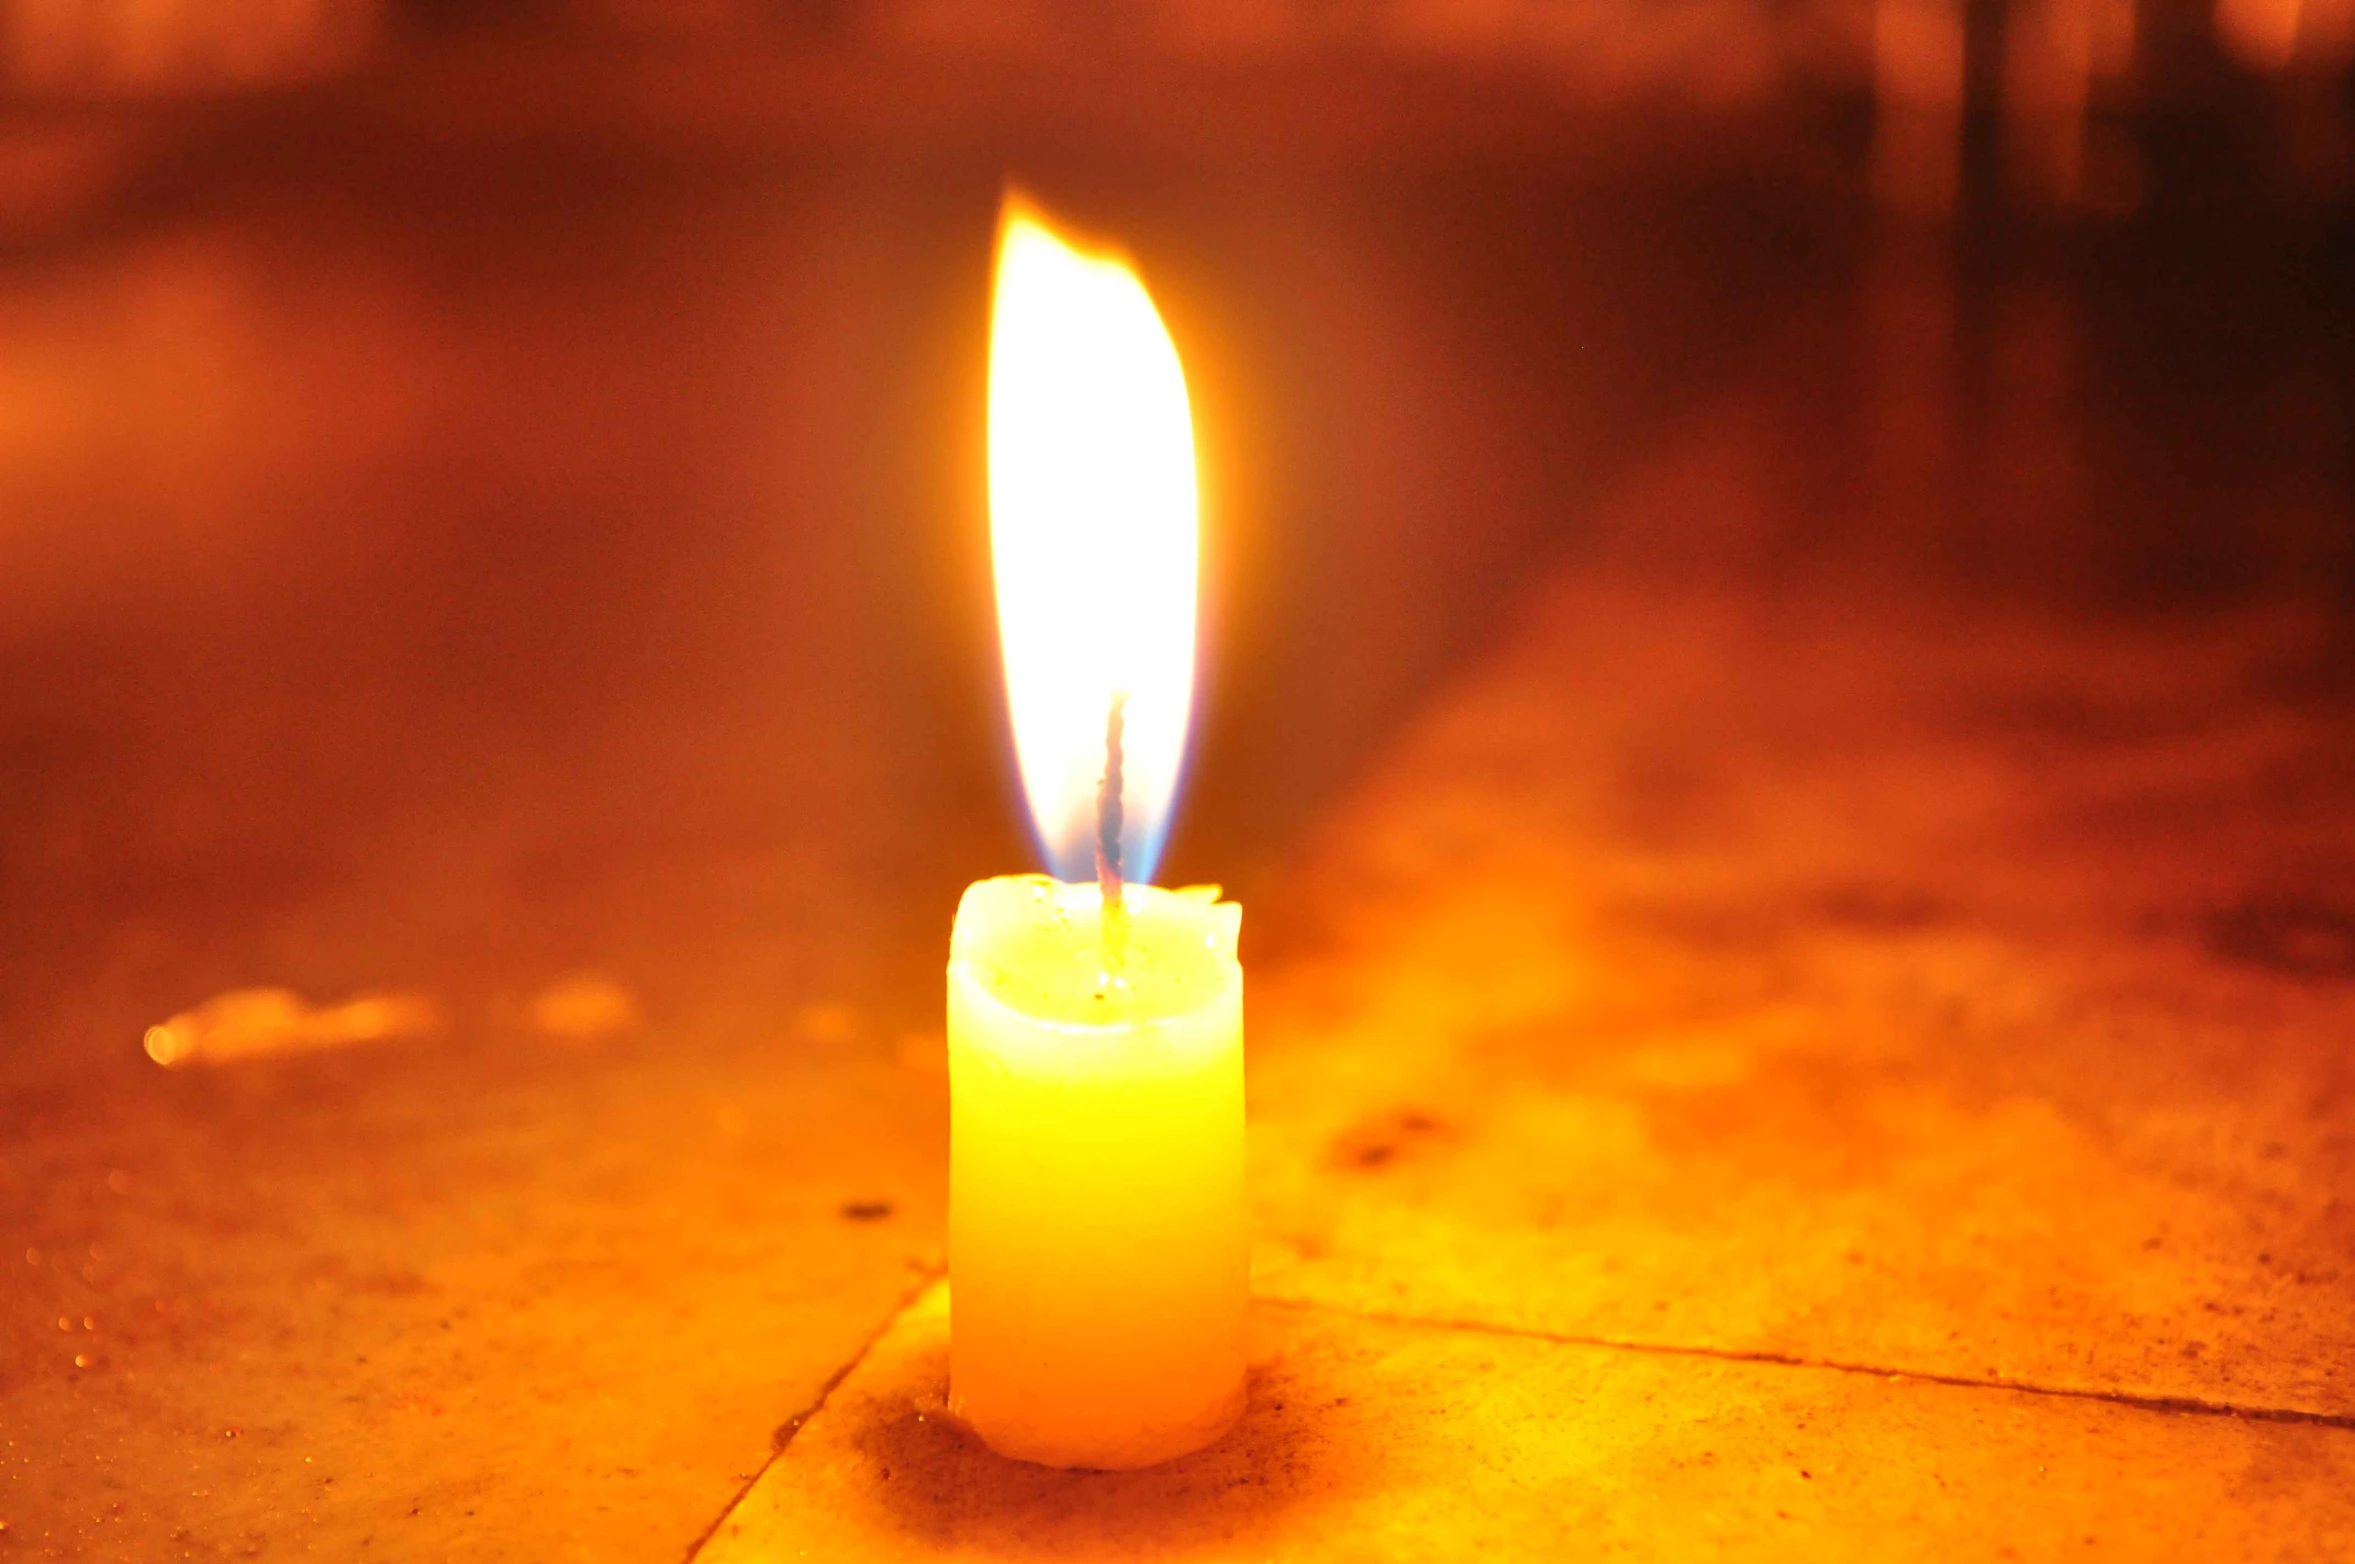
[837,1301,1367,1554]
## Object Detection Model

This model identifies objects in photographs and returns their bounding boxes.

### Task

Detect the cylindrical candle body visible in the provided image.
[947,874,1246,1469]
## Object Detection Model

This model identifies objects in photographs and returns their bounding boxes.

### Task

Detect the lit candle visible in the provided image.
[945,195,1246,1470]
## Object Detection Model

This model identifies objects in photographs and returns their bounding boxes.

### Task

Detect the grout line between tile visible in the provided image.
[678,1266,945,1564]
[1274,1295,2355,1431]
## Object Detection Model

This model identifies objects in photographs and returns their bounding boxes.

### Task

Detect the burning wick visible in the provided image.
[1096,692,1129,969]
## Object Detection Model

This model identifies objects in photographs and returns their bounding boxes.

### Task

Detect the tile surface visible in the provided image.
[1246,398,2355,1418]
[3,1033,944,1561]
[701,1284,2355,1562]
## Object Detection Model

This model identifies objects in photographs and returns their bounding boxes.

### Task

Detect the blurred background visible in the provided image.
[0,0,2347,1064]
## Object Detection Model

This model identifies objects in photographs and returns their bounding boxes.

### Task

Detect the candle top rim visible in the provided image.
[950,875,1239,1032]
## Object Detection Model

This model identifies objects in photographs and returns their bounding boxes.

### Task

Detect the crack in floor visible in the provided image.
[678,1267,944,1564]
[682,1276,2352,1558]
[1276,1295,2355,1431]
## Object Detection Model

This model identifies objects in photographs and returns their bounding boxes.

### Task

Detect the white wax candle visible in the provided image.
[947,874,1246,1470]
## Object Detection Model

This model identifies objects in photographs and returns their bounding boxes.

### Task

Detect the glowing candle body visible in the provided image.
[948,875,1246,1469]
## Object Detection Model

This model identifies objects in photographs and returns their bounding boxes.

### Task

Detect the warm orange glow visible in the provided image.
[987,194,1199,885]
[1871,0,1966,214]
[143,987,439,1067]
[2217,0,2303,68]
[523,973,643,1041]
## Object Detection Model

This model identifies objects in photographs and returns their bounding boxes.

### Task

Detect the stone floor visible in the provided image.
[706,1286,2353,1562]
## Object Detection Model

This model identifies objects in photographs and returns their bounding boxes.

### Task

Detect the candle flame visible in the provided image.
[988,193,1199,885]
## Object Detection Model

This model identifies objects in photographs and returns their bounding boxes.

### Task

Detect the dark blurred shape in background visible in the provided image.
[1,1,2349,225]
[0,0,2346,1064]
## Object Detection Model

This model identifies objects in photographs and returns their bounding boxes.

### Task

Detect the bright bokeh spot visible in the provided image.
[988,194,1200,884]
